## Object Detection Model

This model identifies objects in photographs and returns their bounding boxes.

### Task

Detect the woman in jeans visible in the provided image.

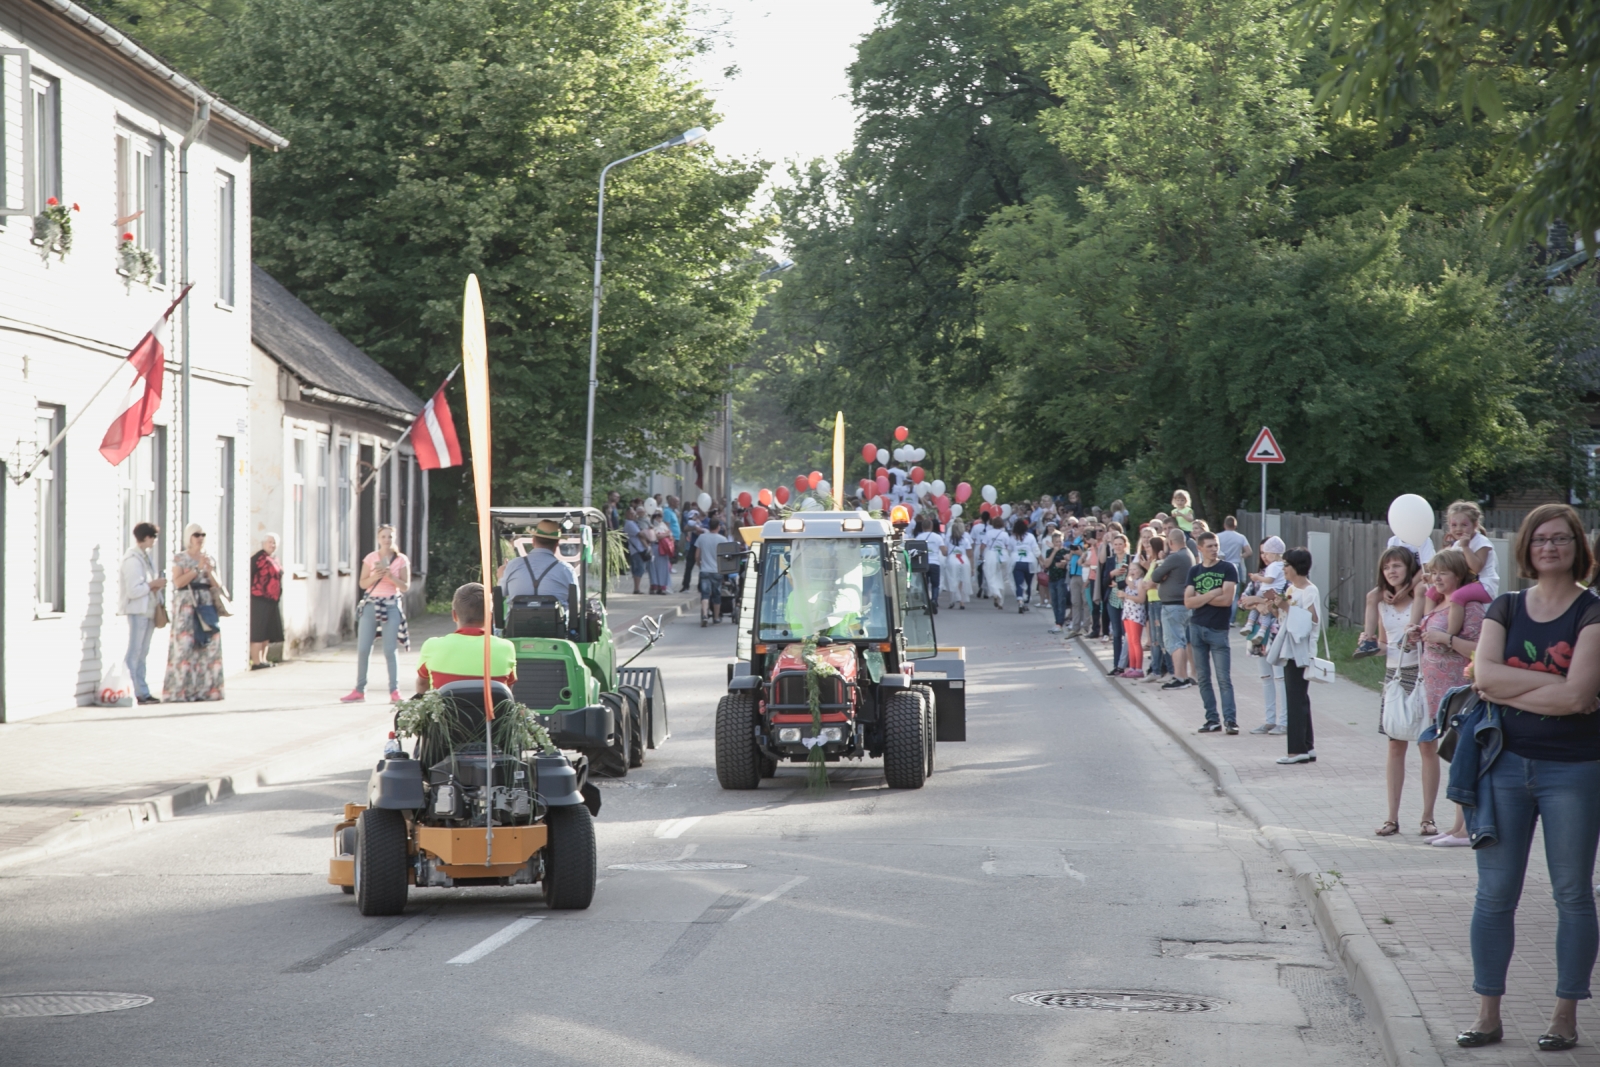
[1457,504,1600,1052]
[1041,531,1071,634]
[341,524,411,703]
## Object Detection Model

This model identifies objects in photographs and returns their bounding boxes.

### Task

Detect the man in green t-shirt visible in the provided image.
[415,583,518,693]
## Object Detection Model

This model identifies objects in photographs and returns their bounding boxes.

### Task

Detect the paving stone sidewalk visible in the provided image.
[1074,626,1597,1066]
[0,590,692,866]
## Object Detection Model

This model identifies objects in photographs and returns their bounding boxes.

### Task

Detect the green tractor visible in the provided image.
[489,507,669,780]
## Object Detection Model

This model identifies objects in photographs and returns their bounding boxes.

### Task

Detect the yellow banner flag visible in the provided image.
[461,275,493,717]
[832,410,845,510]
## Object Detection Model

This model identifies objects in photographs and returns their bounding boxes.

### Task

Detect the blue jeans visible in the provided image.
[1471,751,1600,999]
[1160,604,1191,652]
[926,564,941,605]
[1049,577,1069,625]
[1189,623,1235,725]
[125,612,155,699]
[1107,601,1124,667]
[1012,562,1032,603]
[355,598,400,693]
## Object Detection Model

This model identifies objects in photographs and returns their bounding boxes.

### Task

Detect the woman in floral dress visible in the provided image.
[162,523,226,702]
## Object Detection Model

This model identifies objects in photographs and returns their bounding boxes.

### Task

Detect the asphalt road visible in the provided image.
[0,602,1384,1066]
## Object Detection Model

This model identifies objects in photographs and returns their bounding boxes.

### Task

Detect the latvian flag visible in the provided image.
[409,366,463,470]
[100,286,190,465]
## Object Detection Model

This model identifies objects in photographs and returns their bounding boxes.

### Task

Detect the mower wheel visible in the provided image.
[759,753,778,778]
[543,804,597,910]
[913,684,938,778]
[883,690,928,789]
[715,692,762,790]
[592,692,631,778]
[354,808,409,916]
[618,685,647,768]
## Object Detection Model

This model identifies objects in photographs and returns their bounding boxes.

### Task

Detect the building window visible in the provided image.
[31,74,58,209]
[411,463,425,574]
[397,453,411,556]
[337,437,351,570]
[291,436,306,569]
[214,437,235,592]
[116,127,164,283]
[120,429,166,558]
[215,171,235,305]
[0,48,32,216]
[34,404,64,613]
[316,433,330,574]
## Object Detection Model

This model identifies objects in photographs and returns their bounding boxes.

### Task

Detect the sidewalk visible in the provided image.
[0,589,694,870]
[1076,627,1594,1067]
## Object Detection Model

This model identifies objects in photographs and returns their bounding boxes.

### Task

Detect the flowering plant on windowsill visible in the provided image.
[116,233,157,291]
[31,198,78,263]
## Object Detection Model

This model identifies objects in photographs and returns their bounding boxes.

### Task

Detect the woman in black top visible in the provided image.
[1460,504,1600,1051]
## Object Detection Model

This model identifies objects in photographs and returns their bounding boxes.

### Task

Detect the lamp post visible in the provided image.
[582,126,709,508]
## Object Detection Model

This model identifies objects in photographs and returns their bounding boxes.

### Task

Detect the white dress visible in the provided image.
[945,533,973,604]
[983,533,1012,604]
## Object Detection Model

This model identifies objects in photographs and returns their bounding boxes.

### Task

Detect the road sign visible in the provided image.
[1245,426,1285,464]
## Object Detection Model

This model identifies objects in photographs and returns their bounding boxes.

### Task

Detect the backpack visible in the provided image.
[658,534,676,557]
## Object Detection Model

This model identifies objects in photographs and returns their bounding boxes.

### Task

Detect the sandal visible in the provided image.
[1420,819,1438,837]
[1375,821,1399,837]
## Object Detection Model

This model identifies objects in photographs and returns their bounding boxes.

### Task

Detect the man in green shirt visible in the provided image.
[415,583,518,693]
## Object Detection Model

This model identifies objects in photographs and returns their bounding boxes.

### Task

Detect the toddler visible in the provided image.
[1409,500,1496,639]
[1240,535,1287,642]
[1170,491,1195,533]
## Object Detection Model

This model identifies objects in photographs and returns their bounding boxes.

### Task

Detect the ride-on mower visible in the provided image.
[328,681,597,915]
[712,507,967,790]
[489,507,669,778]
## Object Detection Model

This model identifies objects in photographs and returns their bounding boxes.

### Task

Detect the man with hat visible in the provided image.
[499,518,576,603]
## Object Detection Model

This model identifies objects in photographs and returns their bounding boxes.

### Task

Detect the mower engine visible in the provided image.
[425,744,543,828]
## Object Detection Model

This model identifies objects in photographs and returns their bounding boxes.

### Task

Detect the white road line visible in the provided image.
[447,916,542,965]
[729,875,807,921]
[655,816,702,839]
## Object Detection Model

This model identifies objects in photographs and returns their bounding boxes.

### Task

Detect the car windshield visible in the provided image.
[758,539,889,641]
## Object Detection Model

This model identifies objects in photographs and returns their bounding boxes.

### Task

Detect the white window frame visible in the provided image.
[315,432,331,576]
[214,436,235,592]
[34,404,64,615]
[31,72,59,211]
[215,171,235,307]
[116,125,165,284]
[290,434,307,575]
[337,437,352,573]
[0,48,34,217]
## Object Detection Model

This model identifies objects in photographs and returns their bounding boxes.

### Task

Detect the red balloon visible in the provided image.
[794,475,809,494]
[954,481,972,503]
[749,506,769,525]
[775,485,790,505]
[979,502,992,516]
[894,425,909,442]
[807,470,822,490]
[861,443,876,464]
[875,474,891,496]
[737,491,752,508]
[934,494,949,508]
[910,466,925,483]
[758,488,772,507]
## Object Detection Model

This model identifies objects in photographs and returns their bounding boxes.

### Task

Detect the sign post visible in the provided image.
[1245,426,1285,543]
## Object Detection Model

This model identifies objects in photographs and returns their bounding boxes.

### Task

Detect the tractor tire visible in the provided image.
[591,692,631,778]
[618,685,647,768]
[913,684,938,779]
[543,804,597,910]
[715,692,762,790]
[883,690,928,789]
[354,808,409,916]
[759,753,778,778]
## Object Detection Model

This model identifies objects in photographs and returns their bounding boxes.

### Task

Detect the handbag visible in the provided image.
[1309,619,1336,683]
[193,600,220,647]
[1381,673,1428,740]
[153,601,169,628]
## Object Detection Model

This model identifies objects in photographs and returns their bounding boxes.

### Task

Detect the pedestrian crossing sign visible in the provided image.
[1246,426,1285,464]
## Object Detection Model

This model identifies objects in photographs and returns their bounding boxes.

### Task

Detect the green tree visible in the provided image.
[77,0,246,81]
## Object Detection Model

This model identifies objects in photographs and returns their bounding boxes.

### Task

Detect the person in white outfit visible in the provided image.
[119,522,167,704]
[945,520,972,608]
[982,515,1011,608]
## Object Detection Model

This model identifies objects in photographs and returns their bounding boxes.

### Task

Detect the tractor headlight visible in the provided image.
[778,727,801,743]
[820,727,843,742]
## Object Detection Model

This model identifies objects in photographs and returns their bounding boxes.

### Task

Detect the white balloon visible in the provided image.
[1387,494,1434,547]
[697,492,712,510]
[981,484,997,504]
[893,446,907,463]
[931,479,946,496]
[868,496,883,512]
[875,447,889,466]
[949,503,963,518]
[1001,503,1012,519]
[915,481,931,498]
[799,496,821,511]
[912,447,926,462]
[817,479,831,497]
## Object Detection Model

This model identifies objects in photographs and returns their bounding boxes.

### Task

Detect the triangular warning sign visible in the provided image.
[1246,426,1285,464]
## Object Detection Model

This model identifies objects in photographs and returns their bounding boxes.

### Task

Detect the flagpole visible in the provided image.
[356,364,461,494]
[11,285,192,486]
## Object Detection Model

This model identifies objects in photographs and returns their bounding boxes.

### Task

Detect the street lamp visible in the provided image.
[582,126,710,508]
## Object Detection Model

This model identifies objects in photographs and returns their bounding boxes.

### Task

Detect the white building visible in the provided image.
[0,0,285,722]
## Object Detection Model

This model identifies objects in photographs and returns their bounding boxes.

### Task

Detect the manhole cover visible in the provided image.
[606,861,749,871]
[0,993,153,1018]
[1010,990,1218,1013]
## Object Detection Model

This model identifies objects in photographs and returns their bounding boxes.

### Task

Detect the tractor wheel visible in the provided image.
[759,753,778,778]
[592,692,631,778]
[715,692,762,790]
[543,804,597,910]
[913,684,938,779]
[354,808,409,916]
[618,685,647,768]
[883,690,928,789]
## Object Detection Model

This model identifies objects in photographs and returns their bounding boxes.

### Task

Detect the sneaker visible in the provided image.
[1268,725,1288,735]
[1431,834,1471,847]
[1352,636,1381,659]
[1276,752,1316,764]
[1183,678,1199,688]
[701,616,708,627]
[340,690,365,703]
[1224,723,1239,735]
[1121,669,1144,679]
[1109,667,1124,677]
[1197,722,1223,733]
[1048,626,1062,634]
[390,690,403,704]
[1161,678,1188,690]
[1249,723,1273,734]
[137,695,160,705]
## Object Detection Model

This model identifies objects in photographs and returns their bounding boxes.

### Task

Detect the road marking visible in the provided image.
[447,916,542,965]
[729,875,807,921]
[647,891,747,976]
[283,915,410,973]
[655,816,702,839]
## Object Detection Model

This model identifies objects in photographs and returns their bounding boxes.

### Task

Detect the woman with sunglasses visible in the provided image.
[162,523,227,702]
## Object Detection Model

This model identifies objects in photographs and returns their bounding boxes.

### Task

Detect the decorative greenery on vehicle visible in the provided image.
[31,198,77,263]
[396,688,557,758]
[800,634,839,790]
[117,234,158,290]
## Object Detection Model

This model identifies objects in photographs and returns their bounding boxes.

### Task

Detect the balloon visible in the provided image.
[794,474,809,494]
[875,474,891,496]
[931,479,945,496]
[875,447,889,466]
[911,447,925,462]
[910,466,925,483]
[894,425,909,442]
[697,492,712,510]
[981,484,997,504]
[978,502,992,517]
[955,481,972,503]
[1001,503,1012,520]
[950,503,963,518]
[775,485,790,505]
[737,491,752,508]
[749,505,769,526]
[915,482,931,498]
[868,495,883,512]
[807,470,822,490]
[934,494,949,508]
[817,479,831,497]
[1388,494,1434,547]
[800,496,821,511]
[758,488,772,507]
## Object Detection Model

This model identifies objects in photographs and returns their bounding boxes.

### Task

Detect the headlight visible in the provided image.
[778,727,801,742]
[820,727,842,742]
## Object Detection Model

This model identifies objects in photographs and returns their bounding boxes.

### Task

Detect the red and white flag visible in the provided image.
[99,286,190,466]
[409,366,463,470]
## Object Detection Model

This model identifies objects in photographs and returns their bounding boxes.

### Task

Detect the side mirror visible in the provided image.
[906,539,929,573]
[715,540,746,575]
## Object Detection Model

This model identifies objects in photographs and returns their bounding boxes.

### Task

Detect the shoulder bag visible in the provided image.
[1308,610,1337,684]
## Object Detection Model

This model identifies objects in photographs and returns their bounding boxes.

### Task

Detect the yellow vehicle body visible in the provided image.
[328,804,548,887]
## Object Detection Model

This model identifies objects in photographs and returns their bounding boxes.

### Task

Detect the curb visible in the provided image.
[613,591,701,648]
[1076,636,1445,1067]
